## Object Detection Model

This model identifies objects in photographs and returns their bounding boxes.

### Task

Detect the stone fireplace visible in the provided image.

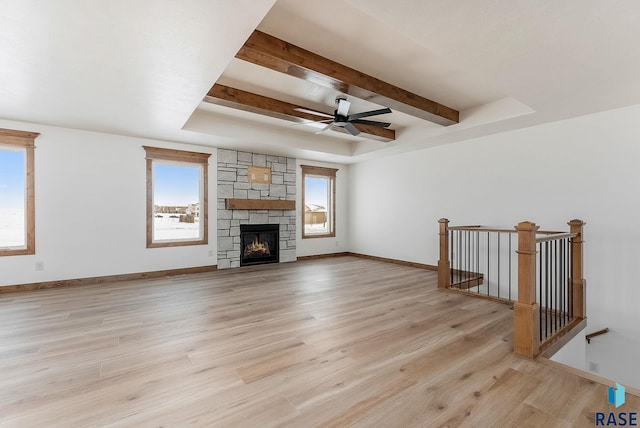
[217,149,296,269]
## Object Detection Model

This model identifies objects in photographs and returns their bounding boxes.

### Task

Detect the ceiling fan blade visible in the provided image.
[336,98,351,116]
[315,123,335,134]
[293,107,334,118]
[350,119,391,128]
[344,122,360,136]
[289,119,333,127]
[347,107,392,121]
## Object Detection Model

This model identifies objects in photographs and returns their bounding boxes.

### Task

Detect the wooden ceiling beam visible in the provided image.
[205,84,395,142]
[236,30,459,126]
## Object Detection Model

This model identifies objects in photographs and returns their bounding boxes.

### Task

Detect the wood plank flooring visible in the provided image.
[0,256,637,427]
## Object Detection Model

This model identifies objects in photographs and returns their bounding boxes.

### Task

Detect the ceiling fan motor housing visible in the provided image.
[314,96,392,136]
[333,113,348,125]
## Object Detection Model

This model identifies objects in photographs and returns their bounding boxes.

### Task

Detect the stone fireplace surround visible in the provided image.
[217,149,296,269]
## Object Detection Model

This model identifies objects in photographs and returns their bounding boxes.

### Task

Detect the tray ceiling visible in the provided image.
[1,0,640,163]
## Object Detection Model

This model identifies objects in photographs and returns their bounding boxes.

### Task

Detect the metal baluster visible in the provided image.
[487,232,491,296]
[551,239,555,335]
[471,230,475,289]
[497,232,501,299]
[462,230,465,289]
[548,241,552,339]
[569,237,573,319]
[538,242,543,341]
[449,230,453,286]
[560,238,564,327]
[466,230,470,290]
[564,235,568,322]
[565,237,569,324]
[553,239,560,331]
[457,231,462,287]
[476,230,480,291]
[486,232,489,295]
[509,234,512,301]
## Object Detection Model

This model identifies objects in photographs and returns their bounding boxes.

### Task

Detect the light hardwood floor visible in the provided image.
[0,256,636,427]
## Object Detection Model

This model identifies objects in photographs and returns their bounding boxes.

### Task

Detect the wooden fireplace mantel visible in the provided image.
[225,199,295,210]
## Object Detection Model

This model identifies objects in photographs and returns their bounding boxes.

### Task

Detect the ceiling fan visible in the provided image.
[297,97,392,136]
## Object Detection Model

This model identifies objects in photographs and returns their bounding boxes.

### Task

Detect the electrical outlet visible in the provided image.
[35,261,44,271]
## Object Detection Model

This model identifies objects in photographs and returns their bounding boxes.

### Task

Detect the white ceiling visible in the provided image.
[2,0,640,164]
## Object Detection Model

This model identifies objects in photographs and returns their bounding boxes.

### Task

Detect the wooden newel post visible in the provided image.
[513,221,540,359]
[438,218,450,289]
[569,219,586,320]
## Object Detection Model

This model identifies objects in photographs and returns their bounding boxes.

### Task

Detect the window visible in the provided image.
[143,146,211,248]
[301,165,337,239]
[0,128,38,257]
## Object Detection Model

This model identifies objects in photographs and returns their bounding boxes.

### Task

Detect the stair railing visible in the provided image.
[438,218,586,359]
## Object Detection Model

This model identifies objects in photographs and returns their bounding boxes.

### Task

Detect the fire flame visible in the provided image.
[244,234,270,257]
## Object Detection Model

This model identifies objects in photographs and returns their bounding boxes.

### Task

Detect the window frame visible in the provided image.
[143,146,211,248]
[301,165,338,239]
[0,128,39,257]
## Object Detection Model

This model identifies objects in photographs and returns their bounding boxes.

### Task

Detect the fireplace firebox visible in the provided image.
[240,224,279,266]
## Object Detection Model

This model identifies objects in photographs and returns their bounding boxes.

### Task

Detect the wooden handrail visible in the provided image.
[535,232,577,244]
[448,226,515,233]
[448,225,565,235]
[586,328,609,344]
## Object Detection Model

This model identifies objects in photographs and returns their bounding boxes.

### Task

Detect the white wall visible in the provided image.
[0,119,352,286]
[551,330,586,370]
[586,329,640,389]
[296,159,349,257]
[0,120,216,286]
[349,103,640,350]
